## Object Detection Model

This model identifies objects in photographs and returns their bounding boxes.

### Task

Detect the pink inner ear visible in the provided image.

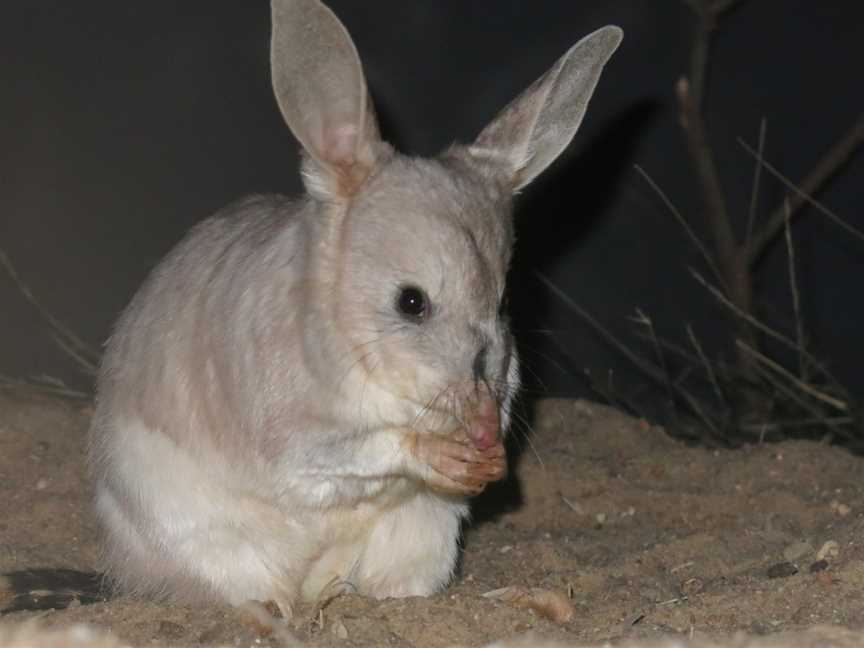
[323,123,359,166]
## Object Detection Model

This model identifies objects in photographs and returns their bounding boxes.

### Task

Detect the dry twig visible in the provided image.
[745,117,767,245]
[634,165,726,290]
[0,373,90,400]
[690,269,842,388]
[782,201,807,380]
[743,111,864,265]
[537,272,720,435]
[0,248,99,375]
[735,341,847,413]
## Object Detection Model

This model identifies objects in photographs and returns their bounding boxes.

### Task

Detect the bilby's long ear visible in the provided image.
[469,26,623,191]
[270,0,381,197]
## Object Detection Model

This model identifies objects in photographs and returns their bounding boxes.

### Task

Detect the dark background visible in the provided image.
[1,1,862,406]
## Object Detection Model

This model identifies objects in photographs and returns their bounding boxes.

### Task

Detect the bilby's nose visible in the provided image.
[467,394,500,450]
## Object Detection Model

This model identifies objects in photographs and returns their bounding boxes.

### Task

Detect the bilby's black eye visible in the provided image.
[395,285,428,322]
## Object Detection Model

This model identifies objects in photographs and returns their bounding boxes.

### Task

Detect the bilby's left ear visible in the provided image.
[468,26,623,191]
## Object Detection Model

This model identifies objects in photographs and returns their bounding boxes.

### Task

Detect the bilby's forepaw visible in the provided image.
[409,433,507,496]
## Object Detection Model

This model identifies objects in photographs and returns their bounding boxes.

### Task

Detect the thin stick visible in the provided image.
[537,274,665,383]
[740,417,853,433]
[536,272,719,435]
[735,340,848,412]
[0,248,100,374]
[745,355,851,440]
[782,200,806,380]
[686,324,728,411]
[691,269,841,387]
[634,165,726,289]
[684,4,710,113]
[631,308,679,421]
[0,374,91,400]
[632,329,743,383]
[630,309,670,384]
[745,117,767,246]
[676,78,740,298]
[678,0,734,253]
[743,111,864,265]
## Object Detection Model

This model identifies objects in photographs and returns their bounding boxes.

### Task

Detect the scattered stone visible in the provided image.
[809,559,829,573]
[817,540,840,561]
[830,501,852,516]
[766,562,798,579]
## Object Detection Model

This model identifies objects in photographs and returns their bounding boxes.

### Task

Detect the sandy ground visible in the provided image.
[1,390,863,647]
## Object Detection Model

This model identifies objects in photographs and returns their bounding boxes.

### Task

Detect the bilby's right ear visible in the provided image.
[270,0,382,198]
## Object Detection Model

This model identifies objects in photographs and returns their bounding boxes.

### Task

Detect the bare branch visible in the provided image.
[782,200,806,380]
[690,269,842,387]
[0,248,100,375]
[634,165,727,290]
[737,340,849,413]
[748,360,850,441]
[686,324,728,411]
[744,111,864,265]
[740,417,853,433]
[536,271,719,434]
[630,308,677,414]
[676,78,745,310]
[745,117,767,246]
[0,373,91,400]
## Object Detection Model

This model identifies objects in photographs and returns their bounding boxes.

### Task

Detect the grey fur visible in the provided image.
[89,0,621,611]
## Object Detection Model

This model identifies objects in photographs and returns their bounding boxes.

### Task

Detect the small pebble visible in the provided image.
[766,562,798,579]
[830,501,852,516]
[816,540,840,561]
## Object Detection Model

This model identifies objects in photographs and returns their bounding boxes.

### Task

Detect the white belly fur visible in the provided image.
[94,418,467,606]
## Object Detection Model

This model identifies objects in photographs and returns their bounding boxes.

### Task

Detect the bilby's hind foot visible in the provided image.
[235,599,298,643]
[308,576,357,630]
